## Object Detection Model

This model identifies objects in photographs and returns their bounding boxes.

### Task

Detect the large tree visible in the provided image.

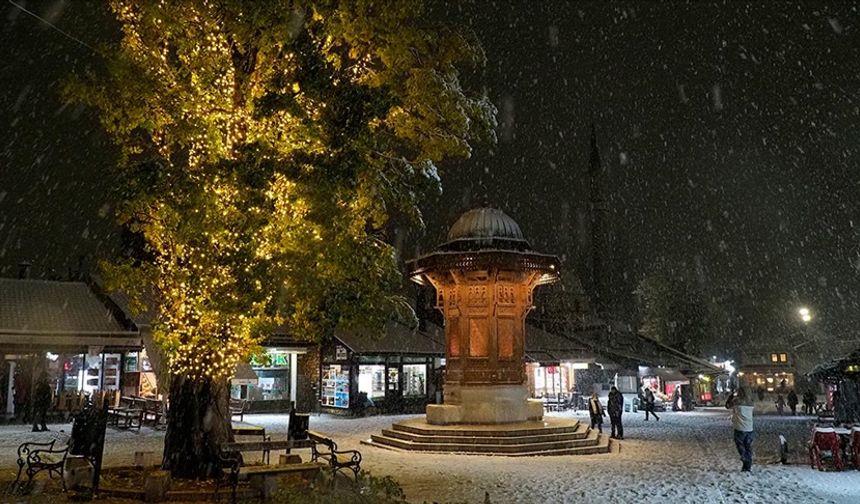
[68,0,495,478]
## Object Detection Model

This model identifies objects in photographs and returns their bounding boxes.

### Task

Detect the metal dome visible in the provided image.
[443,208,529,250]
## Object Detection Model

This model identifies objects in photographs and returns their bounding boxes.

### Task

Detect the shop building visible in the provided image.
[737,350,797,393]
[0,277,143,415]
[230,332,316,413]
[319,321,444,415]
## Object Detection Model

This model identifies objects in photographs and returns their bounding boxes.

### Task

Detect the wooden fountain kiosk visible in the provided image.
[365,208,612,455]
[409,208,559,424]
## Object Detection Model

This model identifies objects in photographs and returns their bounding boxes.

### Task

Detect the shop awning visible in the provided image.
[231,361,259,385]
[0,278,142,353]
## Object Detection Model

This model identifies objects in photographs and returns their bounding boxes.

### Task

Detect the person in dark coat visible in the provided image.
[588,392,605,433]
[31,370,52,432]
[607,386,624,439]
[672,387,681,411]
[643,387,660,421]
[802,390,816,415]
[786,390,798,416]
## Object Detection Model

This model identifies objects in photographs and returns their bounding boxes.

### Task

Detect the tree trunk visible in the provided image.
[162,374,233,479]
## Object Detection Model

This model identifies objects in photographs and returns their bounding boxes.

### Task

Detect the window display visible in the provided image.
[358,365,385,399]
[321,365,350,408]
[403,364,426,397]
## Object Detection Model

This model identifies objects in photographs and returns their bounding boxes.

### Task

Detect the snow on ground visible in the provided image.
[0,409,857,503]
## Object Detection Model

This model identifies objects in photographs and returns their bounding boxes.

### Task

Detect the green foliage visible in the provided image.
[66,0,496,380]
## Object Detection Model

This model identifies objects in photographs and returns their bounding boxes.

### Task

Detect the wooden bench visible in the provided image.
[12,439,70,493]
[230,398,248,422]
[307,430,361,479]
[142,398,165,426]
[231,421,266,440]
[108,405,143,430]
[218,438,317,503]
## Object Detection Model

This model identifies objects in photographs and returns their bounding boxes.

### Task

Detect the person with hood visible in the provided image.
[607,386,624,439]
[786,390,798,416]
[726,386,755,472]
[643,387,660,421]
[588,392,605,433]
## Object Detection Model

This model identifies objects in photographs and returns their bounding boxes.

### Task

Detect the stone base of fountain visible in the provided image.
[426,383,543,425]
[363,416,613,456]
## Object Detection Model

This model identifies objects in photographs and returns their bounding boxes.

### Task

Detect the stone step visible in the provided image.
[369,427,603,455]
[362,431,612,457]
[380,422,589,445]
[390,420,582,438]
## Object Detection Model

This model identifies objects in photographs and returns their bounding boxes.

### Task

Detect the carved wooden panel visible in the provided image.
[467,285,489,306]
[497,318,515,359]
[468,318,489,357]
[448,316,460,357]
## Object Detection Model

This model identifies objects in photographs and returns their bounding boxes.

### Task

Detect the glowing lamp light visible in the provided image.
[798,306,812,323]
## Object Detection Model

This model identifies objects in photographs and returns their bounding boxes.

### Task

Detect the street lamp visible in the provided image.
[798,307,812,323]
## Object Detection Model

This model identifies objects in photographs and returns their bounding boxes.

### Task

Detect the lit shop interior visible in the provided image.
[319,323,444,414]
[230,347,307,412]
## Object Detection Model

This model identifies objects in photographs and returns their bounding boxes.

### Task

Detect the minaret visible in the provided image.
[589,124,610,316]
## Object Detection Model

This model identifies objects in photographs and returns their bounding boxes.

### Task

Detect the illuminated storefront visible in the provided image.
[319,321,444,415]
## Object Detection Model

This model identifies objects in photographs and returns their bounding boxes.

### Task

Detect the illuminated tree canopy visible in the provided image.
[69,0,496,383]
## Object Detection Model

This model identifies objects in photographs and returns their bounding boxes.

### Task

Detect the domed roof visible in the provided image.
[442,208,530,251]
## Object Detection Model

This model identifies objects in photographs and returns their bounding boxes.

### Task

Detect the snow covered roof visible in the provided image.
[0,277,141,351]
[335,320,445,355]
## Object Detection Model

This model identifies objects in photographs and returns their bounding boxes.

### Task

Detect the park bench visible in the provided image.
[142,398,165,426]
[108,398,144,430]
[11,401,109,495]
[230,398,248,422]
[307,430,362,479]
[11,438,70,493]
[218,438,317,503]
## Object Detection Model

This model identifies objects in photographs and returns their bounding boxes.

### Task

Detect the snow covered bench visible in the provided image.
[307,430,362,479]
[11,438,69,493]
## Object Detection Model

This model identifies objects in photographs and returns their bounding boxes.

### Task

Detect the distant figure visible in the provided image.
[786,390,798,416]
[802,390,816,415]
[682,385,694,411]
[672,387,681,411]
[756,387,765,401]
[31,371,52,432]
[775,394,785,415]
[588,392,605,433]
[607,386,624,440]
[726,387,755,472]
[643,387,660,421]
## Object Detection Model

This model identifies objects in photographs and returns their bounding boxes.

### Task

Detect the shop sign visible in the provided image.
[335,345,348,361]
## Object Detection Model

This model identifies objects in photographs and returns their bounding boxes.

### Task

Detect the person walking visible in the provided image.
[607,386,624,439]
[775,394,785,415]
[672,387,681,411]
[588,392,605,433]
[786,390,798,416]
[643,387,660,421]
[726,386,755,472]
[31,370,52,432]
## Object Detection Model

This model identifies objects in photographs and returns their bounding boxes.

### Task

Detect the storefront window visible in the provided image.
[63,355,83,391]
[246,350,291,402]
[358,365,385,399]
[388,367,400,392]
[321,364,350,408]
[403,364,427,397]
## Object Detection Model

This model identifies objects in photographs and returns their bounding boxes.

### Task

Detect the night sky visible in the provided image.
[2,2,860,350]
